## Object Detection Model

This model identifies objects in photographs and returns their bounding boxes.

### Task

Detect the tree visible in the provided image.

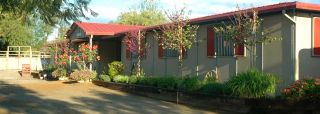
[155,7,199,76]
[0,0,97,25]
[0,16,54,51]
[214,6,279,68]
[0,18,33,50]
[116,0,166,26]
[123,30,146,76]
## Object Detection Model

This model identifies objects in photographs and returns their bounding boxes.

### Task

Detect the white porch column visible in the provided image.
[89,34,93,71]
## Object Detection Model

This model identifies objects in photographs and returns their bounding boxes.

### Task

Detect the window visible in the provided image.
[313,17,320,56]
[158,42,187,58]
[215,32,234,56]
[207,26,245,57]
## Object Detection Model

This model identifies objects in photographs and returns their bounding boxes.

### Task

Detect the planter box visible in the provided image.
[93,80,320,114]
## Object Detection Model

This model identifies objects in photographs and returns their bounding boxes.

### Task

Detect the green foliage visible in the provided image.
[116,0,166,26]
[179,76,203,92]
[135,77,158,86]
[128,76,143,84]
[155,77,180,90]
[70,70,96,81]
[0,0,97,25]
[226,69,278,98]
[113,75,129,83]
[200,83,231,95]
[282,78,320,99]
[108,61,124,79]
[99,75,111,82]
[52,68,68,78]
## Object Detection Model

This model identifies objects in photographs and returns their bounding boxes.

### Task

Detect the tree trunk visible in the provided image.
[178,48,183,77]
[137,30,141,76]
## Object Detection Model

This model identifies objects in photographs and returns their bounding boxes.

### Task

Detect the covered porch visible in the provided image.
[65,22,143,74]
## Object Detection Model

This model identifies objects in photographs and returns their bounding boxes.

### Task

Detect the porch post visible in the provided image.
[89,34,93,71]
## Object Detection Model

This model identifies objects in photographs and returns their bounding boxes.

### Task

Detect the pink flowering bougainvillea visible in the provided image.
[71,43,100,70]
[282,78,320,99]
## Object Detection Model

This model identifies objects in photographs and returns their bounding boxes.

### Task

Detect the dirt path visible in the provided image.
[0,70,235,114]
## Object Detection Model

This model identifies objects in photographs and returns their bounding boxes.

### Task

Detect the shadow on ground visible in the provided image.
[0,80,235,114]
[72,90,235,114]
[0,81,82,114]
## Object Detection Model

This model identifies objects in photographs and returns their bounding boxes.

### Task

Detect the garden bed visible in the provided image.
[93,80,320,114]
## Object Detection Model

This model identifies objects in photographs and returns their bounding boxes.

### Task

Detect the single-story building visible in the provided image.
[66,2,320,88]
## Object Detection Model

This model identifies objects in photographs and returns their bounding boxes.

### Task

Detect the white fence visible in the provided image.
[0,46,51,71]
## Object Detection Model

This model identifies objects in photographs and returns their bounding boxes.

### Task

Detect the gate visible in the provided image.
[0,46,50,71]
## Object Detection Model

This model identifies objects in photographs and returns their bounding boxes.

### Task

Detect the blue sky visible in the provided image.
[48,0,320,40]
[86,0,320,23]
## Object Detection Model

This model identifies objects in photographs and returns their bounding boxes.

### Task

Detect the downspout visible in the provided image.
[282,10,298,81]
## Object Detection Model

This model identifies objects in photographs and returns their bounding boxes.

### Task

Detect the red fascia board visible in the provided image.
[296,2,320,12]
[85,31,115,36]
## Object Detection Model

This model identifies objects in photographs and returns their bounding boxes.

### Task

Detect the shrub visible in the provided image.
[200,83,231,95]
[70,70,96,81]
[226,69,278,98]
[99,75,111,82]
[52,68,68,78]
[179,76,203,92]
[282,78,320,99]
[136,77,158,86]
[108,61,124,79]
[128,76,143,84]
[156,76,180,90]
[113,75,129,83]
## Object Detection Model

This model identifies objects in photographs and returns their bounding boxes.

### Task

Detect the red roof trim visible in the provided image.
[66,2,320,37]
[144,2,320,31]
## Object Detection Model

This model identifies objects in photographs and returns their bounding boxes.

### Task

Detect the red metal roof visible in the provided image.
[67,2,320,37]
[70,22,143,36]
[144,2,320,30]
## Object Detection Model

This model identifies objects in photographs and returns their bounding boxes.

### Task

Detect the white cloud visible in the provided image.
[90,6,123,21]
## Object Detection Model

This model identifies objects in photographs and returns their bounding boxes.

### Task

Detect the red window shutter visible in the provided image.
[158,38,164,58]
[207,27,215,57]
[235,44,245,56]
[126,46,131,60]
[314,17,320,56]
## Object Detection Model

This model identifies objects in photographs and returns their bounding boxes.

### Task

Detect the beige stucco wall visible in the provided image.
[261,13,294,88]
[119,12,299,86]
[296,12,320,79]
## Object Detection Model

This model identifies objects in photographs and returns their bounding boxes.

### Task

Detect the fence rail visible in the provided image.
[0,51,51,58]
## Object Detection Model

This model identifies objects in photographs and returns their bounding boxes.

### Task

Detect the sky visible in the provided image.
[48,0,320,40]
